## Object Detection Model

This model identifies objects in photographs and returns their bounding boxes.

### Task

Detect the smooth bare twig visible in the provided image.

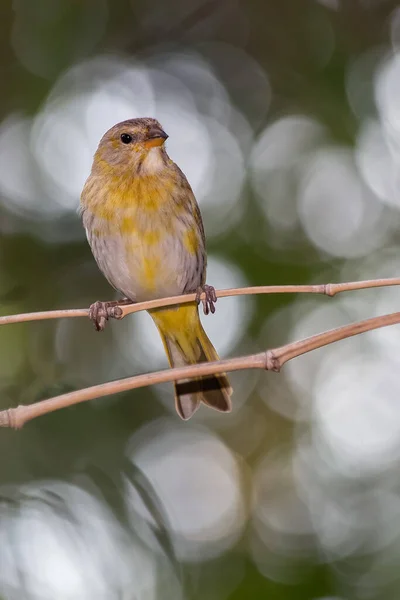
[1,278,400,327]
[1,310,400,429]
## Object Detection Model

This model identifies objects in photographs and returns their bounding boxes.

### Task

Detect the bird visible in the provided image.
[80,117,232,420]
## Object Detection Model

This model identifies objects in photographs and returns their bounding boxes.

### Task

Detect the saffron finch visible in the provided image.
[80,118,232,419]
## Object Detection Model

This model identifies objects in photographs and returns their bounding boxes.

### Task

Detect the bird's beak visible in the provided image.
[144,126,169,148]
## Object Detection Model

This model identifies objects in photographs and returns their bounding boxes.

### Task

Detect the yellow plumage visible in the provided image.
[80,118,232,419]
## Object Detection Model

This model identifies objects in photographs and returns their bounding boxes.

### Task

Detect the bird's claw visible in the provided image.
[88,300,124,331]
[196,284,217,315]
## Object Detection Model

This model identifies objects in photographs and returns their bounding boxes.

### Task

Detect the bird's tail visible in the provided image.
[149,302,232,420]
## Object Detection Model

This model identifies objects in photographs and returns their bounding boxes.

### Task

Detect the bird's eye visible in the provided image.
[120,133,133,144]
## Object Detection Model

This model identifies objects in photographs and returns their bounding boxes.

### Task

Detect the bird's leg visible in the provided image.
[89,298,133,331]
[195,284,217,315]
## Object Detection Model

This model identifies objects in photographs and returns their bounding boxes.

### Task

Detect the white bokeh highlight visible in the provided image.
[298,147,384,258]
[125,418,246,561]
[314,356,400,476]
[0,481,163,600]
[250,116,326,233]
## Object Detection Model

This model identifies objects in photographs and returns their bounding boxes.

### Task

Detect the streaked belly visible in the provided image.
[86,219,202,302]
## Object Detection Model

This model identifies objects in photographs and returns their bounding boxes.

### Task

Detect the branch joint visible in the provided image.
[265,350,281,373]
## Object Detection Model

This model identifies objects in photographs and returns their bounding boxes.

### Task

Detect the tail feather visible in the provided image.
[150,304,232,420]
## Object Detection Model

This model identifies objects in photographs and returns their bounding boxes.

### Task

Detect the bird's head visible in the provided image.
[93,118,169,175]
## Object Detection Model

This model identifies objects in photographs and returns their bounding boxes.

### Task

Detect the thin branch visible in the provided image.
[0,308,89,326]
[1,278,400,326]
[1,310,400,430]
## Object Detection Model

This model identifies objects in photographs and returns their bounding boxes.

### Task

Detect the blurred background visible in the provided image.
[1,0,400,598]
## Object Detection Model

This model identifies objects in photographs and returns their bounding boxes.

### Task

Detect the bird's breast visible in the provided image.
[83,179,203,301]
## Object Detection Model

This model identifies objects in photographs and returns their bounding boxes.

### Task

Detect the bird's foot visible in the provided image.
[195,284,217,315]
[89,298,132,331]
